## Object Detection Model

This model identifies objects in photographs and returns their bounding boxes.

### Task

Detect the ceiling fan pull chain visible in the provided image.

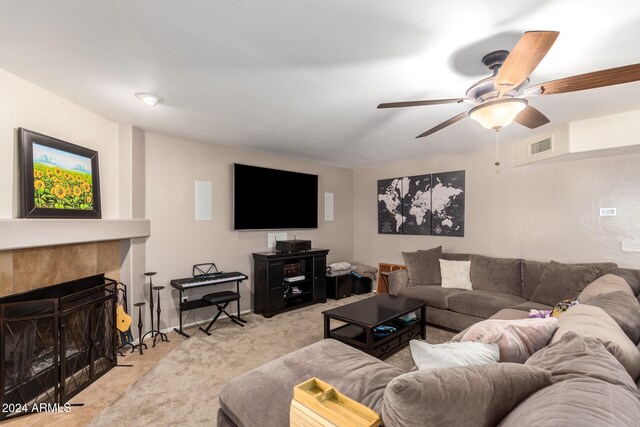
[494,130,501,166]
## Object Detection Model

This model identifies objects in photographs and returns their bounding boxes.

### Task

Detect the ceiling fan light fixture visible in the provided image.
[135,92,163,106]
[469,98,528,130]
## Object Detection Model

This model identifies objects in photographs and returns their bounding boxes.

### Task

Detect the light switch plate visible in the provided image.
[599,207,617,216]
[622,239,640,252]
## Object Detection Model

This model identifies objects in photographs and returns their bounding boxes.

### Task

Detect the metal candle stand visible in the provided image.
[140,272,170,347]
[131,302,147,355]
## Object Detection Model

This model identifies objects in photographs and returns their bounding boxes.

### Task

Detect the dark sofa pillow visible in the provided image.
[584,291,640,344]
[470,255,523,296]
[402,246,442,286]
[530,261,599,306]
[522,261,617,301]
[611,268,640,295]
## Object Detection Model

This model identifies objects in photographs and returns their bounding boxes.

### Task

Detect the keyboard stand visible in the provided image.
[171,275,247,338]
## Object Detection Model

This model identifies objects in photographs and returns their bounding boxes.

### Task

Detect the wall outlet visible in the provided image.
[181,296,188,303]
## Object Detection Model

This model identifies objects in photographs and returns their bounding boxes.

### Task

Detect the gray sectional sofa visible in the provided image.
[218,252,640,426]
[389,248,633,331]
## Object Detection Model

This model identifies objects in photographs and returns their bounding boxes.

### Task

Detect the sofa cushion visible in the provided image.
[550,304,640,380]
[578,273,635,302]
[526,332,637,391]
[530,261,599,306]
[499,377,640,427]
[397,285,462,310]
[470,255,523,296]
[512,301,553,312]
[583,291,640,344]
[447,290,527,319]
[460,317,558,363]
[218,339,404,427]
[441,252,471,261]
[410,340,500,370]
[490,308,531,321]
[402,246,442,286]
[611,268,640,295]
[382,364,551,427]
[440,259,473,290]
[521,260,548,301]
[522,260,617,301]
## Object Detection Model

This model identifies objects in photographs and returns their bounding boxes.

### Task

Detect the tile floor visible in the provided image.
[1,331,183,427]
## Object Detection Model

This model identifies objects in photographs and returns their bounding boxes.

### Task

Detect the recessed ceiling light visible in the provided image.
[135,92,163,106]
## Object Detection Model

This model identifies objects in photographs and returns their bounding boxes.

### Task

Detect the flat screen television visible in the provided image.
[233,163,318,230]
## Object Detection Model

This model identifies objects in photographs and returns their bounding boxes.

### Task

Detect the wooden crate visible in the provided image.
[290,378,381,427]
[376,263,406,294]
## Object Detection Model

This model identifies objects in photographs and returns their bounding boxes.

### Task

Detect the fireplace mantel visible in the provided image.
[0,219,150,251]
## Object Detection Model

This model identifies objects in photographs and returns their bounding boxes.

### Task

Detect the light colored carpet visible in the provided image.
[89,294,455,426]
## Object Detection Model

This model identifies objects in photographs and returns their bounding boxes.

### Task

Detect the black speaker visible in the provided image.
[352,276,372,294]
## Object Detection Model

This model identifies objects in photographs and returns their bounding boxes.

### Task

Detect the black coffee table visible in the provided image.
[322,294,426,358]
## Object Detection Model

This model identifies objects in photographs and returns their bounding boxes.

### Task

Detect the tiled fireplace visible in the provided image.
[0,274,117,420]
[0,240,122,420]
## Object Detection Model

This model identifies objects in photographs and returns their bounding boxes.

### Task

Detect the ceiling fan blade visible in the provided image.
[415,112,468,139]
[377,98,469,109]
[514,105,550,129]
[495,31,559,93]
[525,63,640,96]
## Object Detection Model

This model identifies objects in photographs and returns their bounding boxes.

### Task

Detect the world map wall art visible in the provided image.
[377,170,464,236]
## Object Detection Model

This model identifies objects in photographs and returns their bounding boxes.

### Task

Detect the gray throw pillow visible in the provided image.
[610,268,640,295]
[499,378,640,427]
[402,246,442,286]
[584,291,640,344]
[530,261,598,306]
[525,332,638,392]
[382,364,551,427]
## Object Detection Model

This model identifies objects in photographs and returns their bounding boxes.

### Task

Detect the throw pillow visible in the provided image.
[610,268,640,294]
[381,364,551,427]
[402,246,442,286]
[526,332,638,391]
[409,340,499,370]
[460,317,558,363]
[499,378,640,427]
[530,261,599,306]
[578,273,635,303]
[439,259,472,290]
[583,291,640,344]
[550,304,640,380]
[550,298,579,317]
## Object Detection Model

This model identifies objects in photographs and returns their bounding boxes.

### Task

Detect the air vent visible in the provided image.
[530,137,552,155]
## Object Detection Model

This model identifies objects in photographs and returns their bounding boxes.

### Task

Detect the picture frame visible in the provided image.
[18,128,102,218]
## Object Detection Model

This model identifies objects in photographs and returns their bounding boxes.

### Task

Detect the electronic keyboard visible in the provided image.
[170,271,248,290]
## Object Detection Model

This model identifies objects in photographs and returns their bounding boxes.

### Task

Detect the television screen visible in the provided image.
[233,164,318,230]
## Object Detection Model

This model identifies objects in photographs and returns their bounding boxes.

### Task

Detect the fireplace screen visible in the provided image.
[0,275,117,420]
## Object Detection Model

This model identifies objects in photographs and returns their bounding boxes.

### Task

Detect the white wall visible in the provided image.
[144,132,354,328]
[0,68,120,218]
[353,144,640,270]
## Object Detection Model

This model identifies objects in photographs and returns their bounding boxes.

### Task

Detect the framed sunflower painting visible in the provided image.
[18,128,102,218]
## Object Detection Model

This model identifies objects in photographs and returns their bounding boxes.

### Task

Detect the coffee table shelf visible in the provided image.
[323,294,426,359]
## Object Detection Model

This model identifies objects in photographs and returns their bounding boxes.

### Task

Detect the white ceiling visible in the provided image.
[1,0,640,168]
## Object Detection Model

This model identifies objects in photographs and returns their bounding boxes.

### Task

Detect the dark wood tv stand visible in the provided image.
[252,249,329,317]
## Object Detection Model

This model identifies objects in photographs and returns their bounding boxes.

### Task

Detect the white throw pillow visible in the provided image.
[410,340,500,370]
[439,259,472,290]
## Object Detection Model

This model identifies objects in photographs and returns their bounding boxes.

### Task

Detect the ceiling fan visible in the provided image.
[378,31,640,139]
